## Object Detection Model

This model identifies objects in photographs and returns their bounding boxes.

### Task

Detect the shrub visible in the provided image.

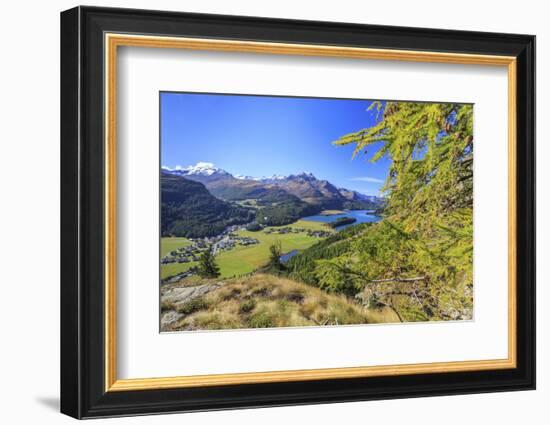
[268,241,284,272]
[160,300,176,312]
[245,222,262,231]
[285,290,305,304]
[184,311,241,330]
[248,311,275,328]
[239,299,256,314]
[176,297,208,315]
[221,287,242,301]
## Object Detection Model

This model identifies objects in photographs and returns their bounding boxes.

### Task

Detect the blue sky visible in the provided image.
[160,92,391,196]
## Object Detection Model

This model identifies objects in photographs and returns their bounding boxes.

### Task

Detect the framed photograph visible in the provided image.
[60,6,535,419]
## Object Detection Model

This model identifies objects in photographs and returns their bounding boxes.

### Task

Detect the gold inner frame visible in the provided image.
[104,33,518,392]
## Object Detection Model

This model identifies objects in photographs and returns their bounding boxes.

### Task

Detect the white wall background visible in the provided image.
[0,0,545,423]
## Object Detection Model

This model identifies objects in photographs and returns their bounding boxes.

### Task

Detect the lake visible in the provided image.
[279,249,299,264]
[301,209,382,230]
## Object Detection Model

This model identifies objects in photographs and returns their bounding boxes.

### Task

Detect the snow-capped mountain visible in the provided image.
[163,163,313,184]
[162,162,231,178]
[161,162,237,189]
[162,162,385,208]
[255,174,289,183]
[234,174,255,180]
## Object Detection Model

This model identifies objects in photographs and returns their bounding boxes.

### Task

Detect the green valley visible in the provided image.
[160,219,332,280]
[160,95,473,331]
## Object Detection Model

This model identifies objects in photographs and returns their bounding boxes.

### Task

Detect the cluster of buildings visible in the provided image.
[211,234,259,255]
[160,224,332,284]
[161,245,202,265]
[263,226,304,235]
[161,227,259,265]
[306,229,332,238]
[263,226,331,238]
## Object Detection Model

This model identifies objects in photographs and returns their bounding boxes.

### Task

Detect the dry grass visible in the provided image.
[163,273,372,332]
[363,307,401,324]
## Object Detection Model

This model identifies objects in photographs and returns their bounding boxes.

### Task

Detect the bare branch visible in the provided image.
[368,276,426,283]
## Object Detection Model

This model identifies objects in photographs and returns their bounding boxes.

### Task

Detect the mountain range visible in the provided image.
[161,172,255,238]
[162,162,385,210]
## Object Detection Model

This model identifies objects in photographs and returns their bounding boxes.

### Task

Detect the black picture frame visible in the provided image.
[61,5,535,419]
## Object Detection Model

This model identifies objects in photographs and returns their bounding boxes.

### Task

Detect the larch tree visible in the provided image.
[197,247,221,279]
[316,101,474,322]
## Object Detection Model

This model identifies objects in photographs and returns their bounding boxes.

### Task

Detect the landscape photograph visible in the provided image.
[160,92,474,332]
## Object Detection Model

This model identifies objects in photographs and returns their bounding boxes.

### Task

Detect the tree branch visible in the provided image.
[368,276,426,283]
[375,298,404,322]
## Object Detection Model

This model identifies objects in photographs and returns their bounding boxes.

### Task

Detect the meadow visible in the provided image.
[161,237,192,256]
[160,219,332,280]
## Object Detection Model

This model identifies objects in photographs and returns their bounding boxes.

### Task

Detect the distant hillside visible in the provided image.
[163,164,320,227]
[187,175,319,227]
[163,163,384,210]
[255,191,320,226]
[270,172,343,208]
[161,172,254,238]
[256,172,384,210]
[338,187,385,210]
[164,163,280,201]
[205,178,270,201]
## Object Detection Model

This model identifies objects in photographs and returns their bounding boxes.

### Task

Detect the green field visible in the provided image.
[235,199,259,208]
[161,237,193,257]
[160,237,195,279]
[160,261,197,280]
[216,220,330,278]
[160,220,332,280]
[286,220,333,231]
[319,209,345,216]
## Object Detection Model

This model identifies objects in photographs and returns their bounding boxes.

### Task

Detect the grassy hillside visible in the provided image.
[161,273,399,332]
[284,222,374,287]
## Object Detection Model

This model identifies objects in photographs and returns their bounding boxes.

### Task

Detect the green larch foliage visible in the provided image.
[320,101,474,321]
[268,241,285,272]
[197,247,221,279]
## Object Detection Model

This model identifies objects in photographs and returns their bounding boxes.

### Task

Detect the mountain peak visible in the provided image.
[287,171,316,181]
[234,174,280,181]
[162,162,230,177]
[183,162,222,176]
[162,163,385,208]
[191,161,215,169]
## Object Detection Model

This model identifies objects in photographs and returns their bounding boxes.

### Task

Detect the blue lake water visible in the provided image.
[280,249,299,264]
[279,210,381,263]
[301,209,382,231]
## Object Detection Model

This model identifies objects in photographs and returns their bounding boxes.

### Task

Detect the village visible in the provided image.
[263,226,332,239]
[161,224,260,266]
[160,222,335,284]
[161,223,334,268]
